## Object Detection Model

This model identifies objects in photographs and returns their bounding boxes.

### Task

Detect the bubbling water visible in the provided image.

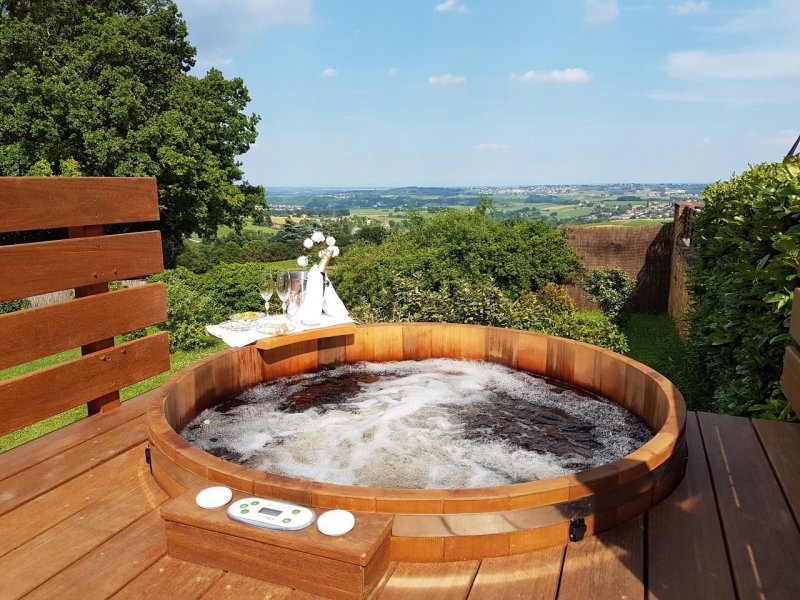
[181,359,652,489]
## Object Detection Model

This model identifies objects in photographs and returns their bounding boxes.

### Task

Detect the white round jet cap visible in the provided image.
[195,486,233,510]
[317,509,355,536]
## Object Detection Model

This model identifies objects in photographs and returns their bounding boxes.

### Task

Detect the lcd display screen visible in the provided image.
[258,506,282,517]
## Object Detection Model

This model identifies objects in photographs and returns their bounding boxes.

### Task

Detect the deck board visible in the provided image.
[0,391,150,482]
[378,561,480,600]
[0,409,798,599]
[24,510,167,600]
[0,443,150,557]
[0,415,147,516]
[699,411,800,600]
[467,546,564,600]
[0,455,166,599]
[110,555,223,600]
[753,418,800,528]
[647,412,735,600]
[557,516,643,600]
[199,572,296,600]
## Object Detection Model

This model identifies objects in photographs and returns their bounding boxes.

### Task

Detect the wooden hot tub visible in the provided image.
[147,323,686,562]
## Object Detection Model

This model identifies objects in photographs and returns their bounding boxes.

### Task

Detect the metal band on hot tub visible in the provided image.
[391,438,687,537]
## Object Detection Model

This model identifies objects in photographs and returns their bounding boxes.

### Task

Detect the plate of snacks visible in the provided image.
[229,311,266,322]
[217,320,255,332]
[257,322,296,336]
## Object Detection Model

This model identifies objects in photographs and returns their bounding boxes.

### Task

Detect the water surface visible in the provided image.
[182,359,652,489]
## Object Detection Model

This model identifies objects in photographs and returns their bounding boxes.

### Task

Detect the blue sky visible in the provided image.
[176,1,800,187]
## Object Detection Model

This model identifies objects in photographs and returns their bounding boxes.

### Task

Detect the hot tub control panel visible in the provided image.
[227,498,315,531]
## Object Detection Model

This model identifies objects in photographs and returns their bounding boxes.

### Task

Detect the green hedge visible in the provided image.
[350,279,628,353]
[688,156,800,418]
[150,263,280,351]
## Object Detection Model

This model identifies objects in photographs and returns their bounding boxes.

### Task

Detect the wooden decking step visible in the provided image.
[161,485,394,600]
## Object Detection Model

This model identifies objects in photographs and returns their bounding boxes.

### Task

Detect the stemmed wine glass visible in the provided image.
[275,271,291,320]
[258,271,274,312]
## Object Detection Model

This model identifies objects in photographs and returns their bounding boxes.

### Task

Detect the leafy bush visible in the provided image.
[177,231,296,273]
[194,262,268,321]
[688,156,800,418]
[150,262,285,350]
[510,289,628,353]
[527,283,577,314]
[348,277,626,352]
[160,279,217,352]
[580,266,636,325]
[0,298,31,314]
[336,207,580,306]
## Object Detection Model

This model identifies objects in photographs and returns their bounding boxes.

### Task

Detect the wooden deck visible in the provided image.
[1,395,799,599]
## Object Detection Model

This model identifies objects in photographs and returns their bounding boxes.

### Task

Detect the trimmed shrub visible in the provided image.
[194,262,267,321]
[0,298,31,314]
[580,266,636,325]
[160,278,217,352]
[348,277,627,352]
[688,156,800,418]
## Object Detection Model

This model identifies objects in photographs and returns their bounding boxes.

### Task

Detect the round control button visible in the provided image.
[292,509,301,514]
[194,486,233,510]
[251,501,260,505]
[239,503,249,509]
[317,510,355,537]
[282,518,292,523]
[241,509,250,514]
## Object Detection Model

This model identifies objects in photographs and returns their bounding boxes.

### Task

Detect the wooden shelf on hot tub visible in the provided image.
[254,322,357,351]
[161,484,393,600]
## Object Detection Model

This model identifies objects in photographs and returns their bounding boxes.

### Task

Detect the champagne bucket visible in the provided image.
[287,269,308,294]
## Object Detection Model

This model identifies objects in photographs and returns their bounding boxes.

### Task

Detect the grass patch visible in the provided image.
[623,314,708,411]
[0,341,226,453]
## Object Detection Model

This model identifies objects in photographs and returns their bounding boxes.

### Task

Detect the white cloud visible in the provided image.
[434,0,471,14]
[428,73,467,86]
[321,67,338,78]
[584,0,618,24]
[670,1,709,15]
[476,143,507,151]
[511,68,592,83]
[178,0,311,53]
[665,48,800,80]
[387,67,399,76]
[648,86,799,106]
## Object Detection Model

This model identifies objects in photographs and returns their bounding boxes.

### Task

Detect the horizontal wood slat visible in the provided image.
[0,177,158,233]
[791,288,800,344]
[0,283,167,371]
[0,231,164,302]
[781,346,800,416]
[0,332,170,436]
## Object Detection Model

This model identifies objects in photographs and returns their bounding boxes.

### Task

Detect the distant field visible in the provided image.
[263,259,299,270]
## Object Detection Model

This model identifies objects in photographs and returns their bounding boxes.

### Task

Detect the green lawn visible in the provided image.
[623,314,707,411]
[0,340,226,453]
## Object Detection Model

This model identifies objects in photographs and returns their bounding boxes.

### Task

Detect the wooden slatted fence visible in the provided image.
[0,177,169,435]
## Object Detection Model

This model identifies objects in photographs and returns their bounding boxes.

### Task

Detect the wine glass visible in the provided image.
[258,271,274,312]
[275,271,291,320]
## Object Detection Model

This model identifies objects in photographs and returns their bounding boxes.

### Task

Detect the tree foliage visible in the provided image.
[0,0,264,265]
[580,266,636,325]
[335,207,581,306]
[688,156,800,419]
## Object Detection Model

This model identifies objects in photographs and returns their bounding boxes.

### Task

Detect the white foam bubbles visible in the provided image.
[181,359,652,489]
